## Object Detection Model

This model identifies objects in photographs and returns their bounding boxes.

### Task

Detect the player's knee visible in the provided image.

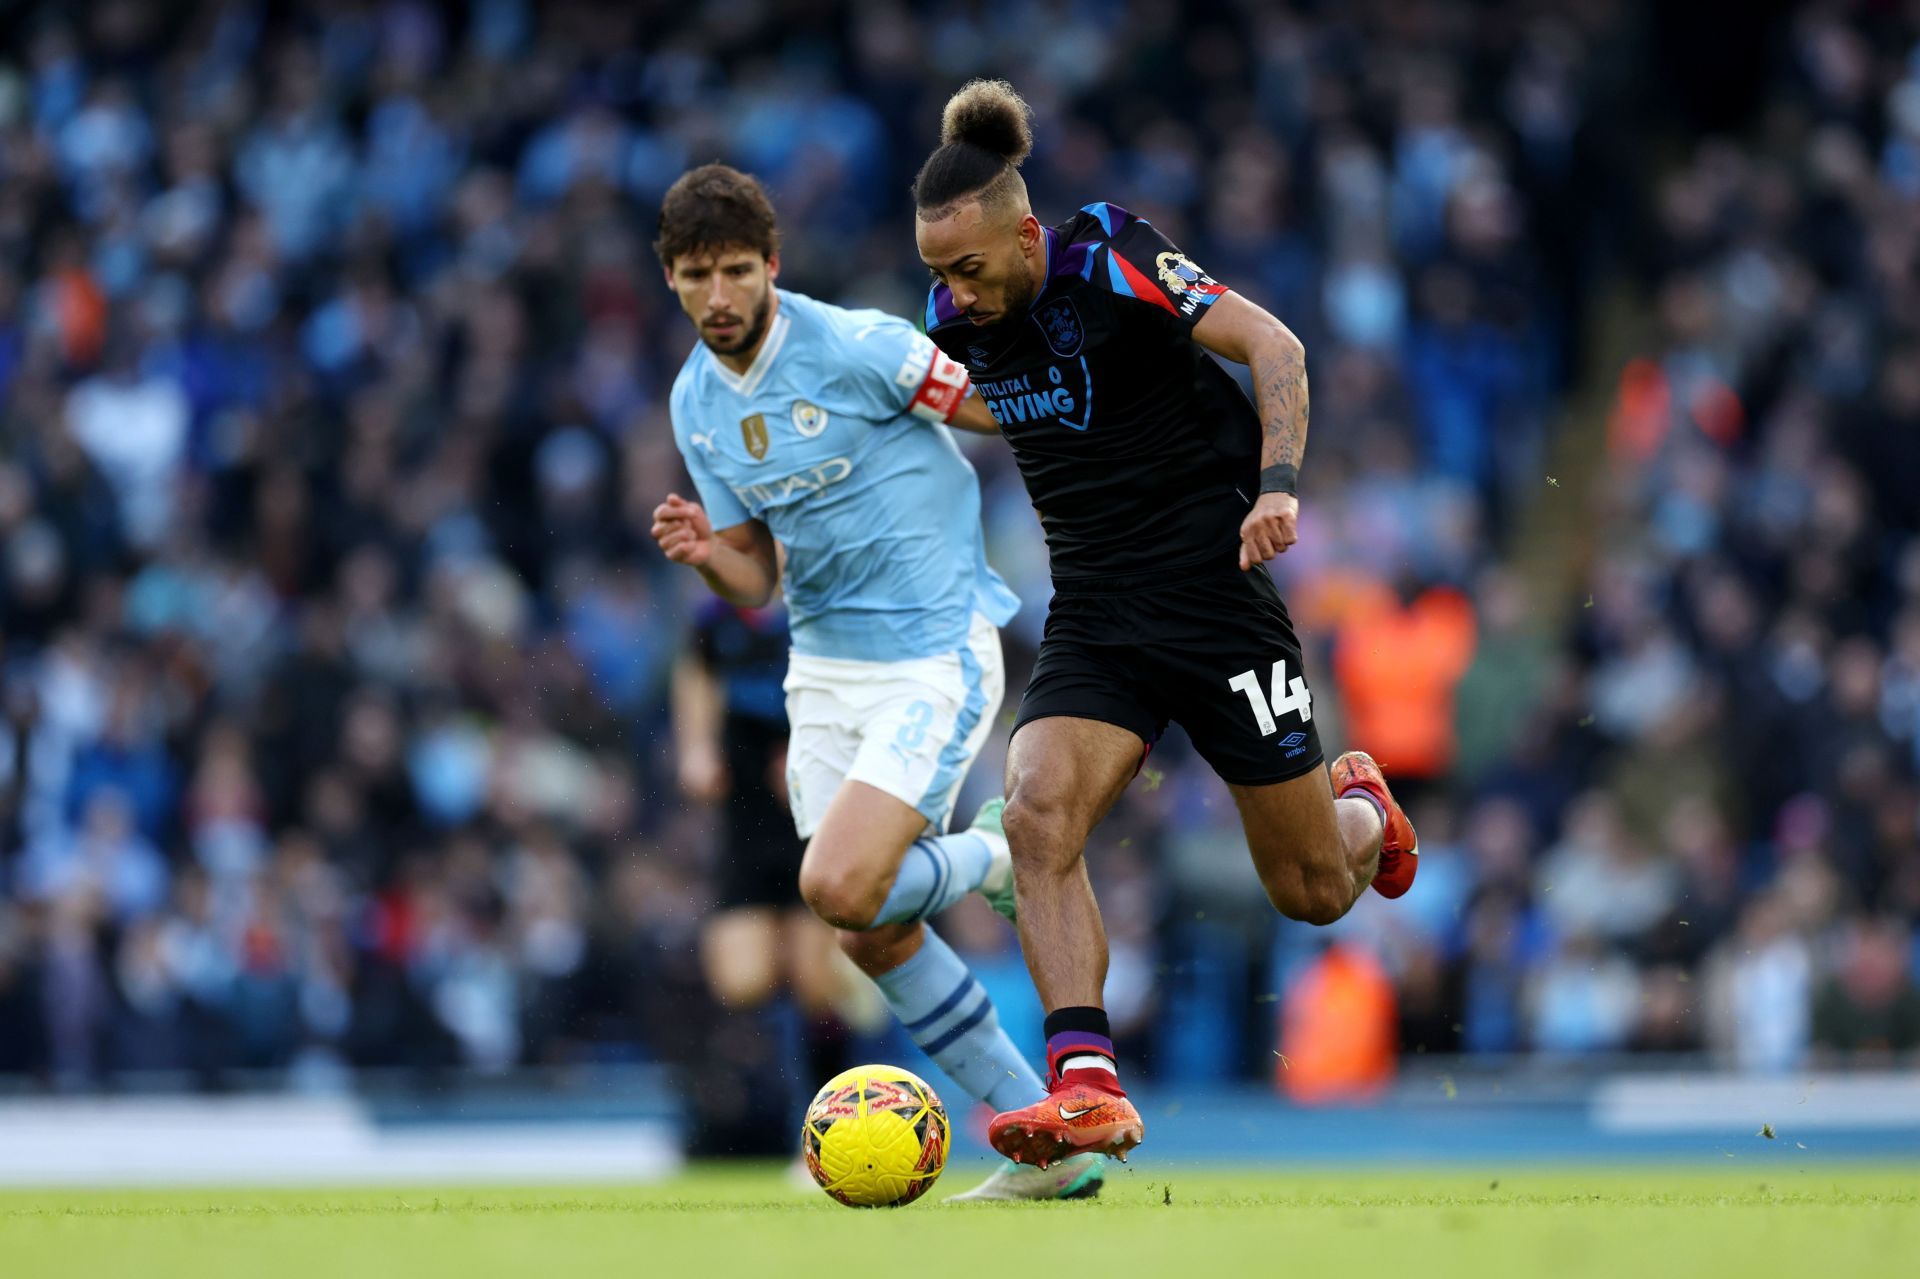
[1001,791,1083,873]
[1290,891,1351,928]
[829,921,879,960]
[798,860,884,931]
[836,924,918,977]
[1262,867,1353,927]
[835,927,878,965]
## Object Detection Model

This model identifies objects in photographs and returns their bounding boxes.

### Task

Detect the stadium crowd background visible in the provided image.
[1,0,1917,1113]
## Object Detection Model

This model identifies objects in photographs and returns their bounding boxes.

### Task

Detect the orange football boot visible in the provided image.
[1330,750,1418,898]
[987,1072,1144,1169]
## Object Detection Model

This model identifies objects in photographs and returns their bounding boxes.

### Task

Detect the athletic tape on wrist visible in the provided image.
[1259,463,1299,496]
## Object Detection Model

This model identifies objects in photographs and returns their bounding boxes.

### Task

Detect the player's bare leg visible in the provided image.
[1230,752,1417,921]
[835,918,924,974]
[796,777,1059,1162]
[783,907,860,1102]
[699,908,784,1008]
[1229,769,1380,924]
[796,781,934,930]
[988,716,1146,1167]
[998,718,1139,1008]
[703,907,852,1185]
[782,906,846,1015]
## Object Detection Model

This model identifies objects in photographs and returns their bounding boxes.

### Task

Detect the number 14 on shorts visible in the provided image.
[1228,660,1313,736]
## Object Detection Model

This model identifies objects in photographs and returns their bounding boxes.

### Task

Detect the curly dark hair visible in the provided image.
[913,79,1033,219]
[654,164,780,267]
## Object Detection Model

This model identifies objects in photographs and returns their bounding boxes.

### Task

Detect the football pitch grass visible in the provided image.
[2,1165,1915,1279]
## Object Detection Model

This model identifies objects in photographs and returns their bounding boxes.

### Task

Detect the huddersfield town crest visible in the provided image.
[1035,298,1084,357]
[792,400,829,438]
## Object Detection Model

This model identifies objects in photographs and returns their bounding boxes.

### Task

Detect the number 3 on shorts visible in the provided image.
[1227,661,1313,736]
[887,699,936,766]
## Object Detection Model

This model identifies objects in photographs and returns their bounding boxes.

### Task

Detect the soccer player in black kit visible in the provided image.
[913,81,1419,1167]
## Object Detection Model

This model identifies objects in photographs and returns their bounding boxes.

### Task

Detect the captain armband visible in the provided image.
[908,349,971,423]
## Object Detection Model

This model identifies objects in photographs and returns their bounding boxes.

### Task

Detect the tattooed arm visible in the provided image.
[1192,292,1309,567]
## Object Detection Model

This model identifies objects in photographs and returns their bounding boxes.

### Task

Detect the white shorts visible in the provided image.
[783,613,1005,840]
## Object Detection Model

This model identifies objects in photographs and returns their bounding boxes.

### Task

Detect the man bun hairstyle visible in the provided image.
[655,163,779,268]
[914,80,1034,219]
[941,79,1033,164]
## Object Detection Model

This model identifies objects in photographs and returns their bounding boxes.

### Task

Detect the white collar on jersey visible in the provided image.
[704,308,792,398]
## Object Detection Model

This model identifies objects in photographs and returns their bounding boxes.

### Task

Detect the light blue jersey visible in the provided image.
[669,289,1018,663]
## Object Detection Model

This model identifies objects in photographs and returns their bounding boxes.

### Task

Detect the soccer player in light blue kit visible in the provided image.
[649,165,1101,1201]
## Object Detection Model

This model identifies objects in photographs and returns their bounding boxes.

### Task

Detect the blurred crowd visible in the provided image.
[0,0,1915,1095]
[1296,1,1920,1086]
[1493,3,1920,1072]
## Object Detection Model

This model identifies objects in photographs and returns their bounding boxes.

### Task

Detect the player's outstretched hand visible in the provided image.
[1239,492,1300,569]
[651,493,714,567]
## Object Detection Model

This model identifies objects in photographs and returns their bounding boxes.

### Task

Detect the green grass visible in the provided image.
[2,1165,1916,1279]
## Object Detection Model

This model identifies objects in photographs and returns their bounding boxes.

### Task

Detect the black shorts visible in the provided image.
[1013,563,1325,787]
[712,714,807,911]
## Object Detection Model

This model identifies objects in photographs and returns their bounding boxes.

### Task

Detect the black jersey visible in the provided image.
[691,598,789,727]
[926,203,1259,584]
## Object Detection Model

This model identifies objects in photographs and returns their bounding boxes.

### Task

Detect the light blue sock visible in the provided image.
[873,928,1046,1111]
[871,832,992,925]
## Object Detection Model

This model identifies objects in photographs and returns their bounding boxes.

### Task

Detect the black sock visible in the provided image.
[1043,1006,1118,1079]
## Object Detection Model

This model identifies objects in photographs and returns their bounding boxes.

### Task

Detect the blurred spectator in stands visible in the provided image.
[1527,930,1640,1056]
[1452,569,1553,787]
[1534,791,1681,946]
[1703,891,1813,1075]
[1279,941,1396,1103]
[16,787,167,925]
[1812,917,1920,1065]
[1332,581,1477,791]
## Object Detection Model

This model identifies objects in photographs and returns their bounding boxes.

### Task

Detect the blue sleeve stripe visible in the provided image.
[1104,249,1136,298]
[924,290,938,332]
[1081,202,1117,236]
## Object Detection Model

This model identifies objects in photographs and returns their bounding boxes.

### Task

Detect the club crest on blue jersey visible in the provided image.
[741,413,770,461]
[792,400,829,437]
[1034,298,1084,357]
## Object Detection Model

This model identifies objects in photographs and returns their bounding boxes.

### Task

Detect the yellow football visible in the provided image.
[800,1064,949,1208]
